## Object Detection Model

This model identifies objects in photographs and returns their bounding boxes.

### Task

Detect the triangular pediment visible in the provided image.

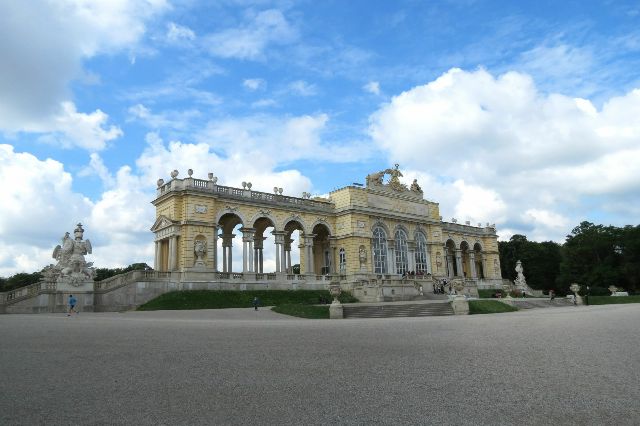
[150,215,175,232]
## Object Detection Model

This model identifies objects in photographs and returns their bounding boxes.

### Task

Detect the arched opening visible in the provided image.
[284,220,304,274]
[372,226,388,274]
[217,213,243,273]
[415,232,429,275]
[474,242,484,279]
[395,228,409,275]
[460,241,470,278]
[252,217,276,273]
[445,239,457,277]
[312,223,331,274]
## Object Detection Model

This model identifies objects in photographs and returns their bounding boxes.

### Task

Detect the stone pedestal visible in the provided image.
[451,296,469,315]
[329,301,344,319]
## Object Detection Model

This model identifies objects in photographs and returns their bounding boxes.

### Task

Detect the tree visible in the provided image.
[94,263,151,281]
[0,272,44,292]
[499,235,562,291]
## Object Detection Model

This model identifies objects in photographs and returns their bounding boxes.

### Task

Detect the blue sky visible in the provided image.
[1,0,639,276]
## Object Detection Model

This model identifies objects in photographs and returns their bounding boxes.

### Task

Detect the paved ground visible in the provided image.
[1,304,639,425]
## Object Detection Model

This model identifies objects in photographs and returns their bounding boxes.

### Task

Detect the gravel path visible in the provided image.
[1,304,639,425]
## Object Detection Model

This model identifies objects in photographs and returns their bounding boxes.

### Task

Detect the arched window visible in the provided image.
[415,232,429,274]
[395,229,409,275]
[372,227,387,274]
[339,248,346,273]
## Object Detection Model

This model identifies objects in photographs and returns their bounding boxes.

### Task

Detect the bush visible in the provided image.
[271,304,329,319]
[477,289,505,298]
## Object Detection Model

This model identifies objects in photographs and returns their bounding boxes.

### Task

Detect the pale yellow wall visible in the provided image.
[152,184,501,277]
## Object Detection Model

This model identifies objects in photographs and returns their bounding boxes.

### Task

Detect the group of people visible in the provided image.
[433,279,450,295]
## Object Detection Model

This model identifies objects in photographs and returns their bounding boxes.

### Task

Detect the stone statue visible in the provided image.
[366,171,384,187]
[358,245,367,271]
[194,239,206,267]
[51,223,95,286]
[410,179,422,193]
[383,164,408,192]
[514,260,526,288]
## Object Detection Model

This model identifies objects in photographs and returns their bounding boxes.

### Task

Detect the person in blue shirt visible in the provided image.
[68,294,78,316]
[252,297,260,311]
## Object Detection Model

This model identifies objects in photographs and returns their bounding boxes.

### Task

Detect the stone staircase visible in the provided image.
[343,301,454,319]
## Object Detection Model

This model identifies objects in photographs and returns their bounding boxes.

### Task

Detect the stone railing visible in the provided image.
[94,270,172,292]
[156,178,334,213]
[1,281,57,305]
[441,221,497,236]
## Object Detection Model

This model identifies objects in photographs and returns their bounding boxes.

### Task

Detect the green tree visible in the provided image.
[0,272,44,292]
[499,235,561,291]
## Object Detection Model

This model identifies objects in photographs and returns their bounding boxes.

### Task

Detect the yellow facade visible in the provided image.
[151,167,502,286]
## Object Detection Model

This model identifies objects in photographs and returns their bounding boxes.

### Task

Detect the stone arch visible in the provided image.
[216,210,245,231]
[251,215,277,274]
[445,239,457,277]
[216,212,244,273]
[460,241,471,278]
[309,219,333,236]
[473,242,484,279]
[282,215,307,235]
[370,219,390,236]
[312,222,332,274]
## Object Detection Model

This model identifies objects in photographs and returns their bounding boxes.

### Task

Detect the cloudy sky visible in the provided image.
[1,0,639,276]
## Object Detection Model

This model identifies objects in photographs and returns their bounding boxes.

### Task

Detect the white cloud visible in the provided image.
[369,68,640,241]
[205,9,296,60]
[243,78,266,91]
[196,114,369,165]
[127,103,201,130]
[0,0,167,141]
[0,145,93,275]
[288,80,318,96]
[364,81,381,95]
[166,22,195,43]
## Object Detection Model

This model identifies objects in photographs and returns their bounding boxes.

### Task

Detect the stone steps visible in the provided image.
[343,302,454,319]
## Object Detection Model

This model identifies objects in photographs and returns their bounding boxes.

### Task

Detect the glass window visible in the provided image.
[395,229,409,275]
[415,232,429,274]
[372,227,387,274]
[339,248,346,273]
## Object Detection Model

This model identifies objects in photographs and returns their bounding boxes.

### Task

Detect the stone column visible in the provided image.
[455,249,463,277]
[304,234,315,274]
[407,241,416,273]
[221,234,234,273]
[388,241,396,275]
[469,251,477,278]
[212,226,219,271]
[154,241,161,270]
[446,249,454,278]
[273,232,284,273]
[240,228,255,273]
[168,236,178,271]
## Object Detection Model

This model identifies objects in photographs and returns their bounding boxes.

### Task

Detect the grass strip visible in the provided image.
[469,300,519,314]
[137,290,356,311]
[587,295,640,305]
[271,304,330,319]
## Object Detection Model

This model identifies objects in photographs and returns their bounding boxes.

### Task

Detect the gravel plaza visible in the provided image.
[1,304,639,425]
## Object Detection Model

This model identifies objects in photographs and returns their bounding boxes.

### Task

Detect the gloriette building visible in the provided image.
[151,165,503,299]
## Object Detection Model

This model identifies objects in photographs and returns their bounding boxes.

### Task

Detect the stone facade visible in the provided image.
[151,166,503,297]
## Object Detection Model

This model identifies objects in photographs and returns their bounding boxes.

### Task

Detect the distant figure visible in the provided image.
[252,297,260,311]
[549,290,555,301]
[67,294,77,316]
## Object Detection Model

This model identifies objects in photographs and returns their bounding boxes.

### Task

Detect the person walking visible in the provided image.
[549,289,555,301]
[252,297,260,311]
[67,294,77,316]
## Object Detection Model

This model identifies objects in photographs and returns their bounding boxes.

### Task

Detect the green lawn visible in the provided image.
[137,290,357,315]
[469,300,519,314]
[587,295,640,305]
[271,304,330,319]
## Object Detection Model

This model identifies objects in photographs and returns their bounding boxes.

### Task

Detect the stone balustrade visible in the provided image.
[157,177,334,213]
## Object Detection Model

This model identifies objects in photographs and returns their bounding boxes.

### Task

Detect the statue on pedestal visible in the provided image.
[51,223,95,286]
[514,260,526,289]
[194,239,207,267]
